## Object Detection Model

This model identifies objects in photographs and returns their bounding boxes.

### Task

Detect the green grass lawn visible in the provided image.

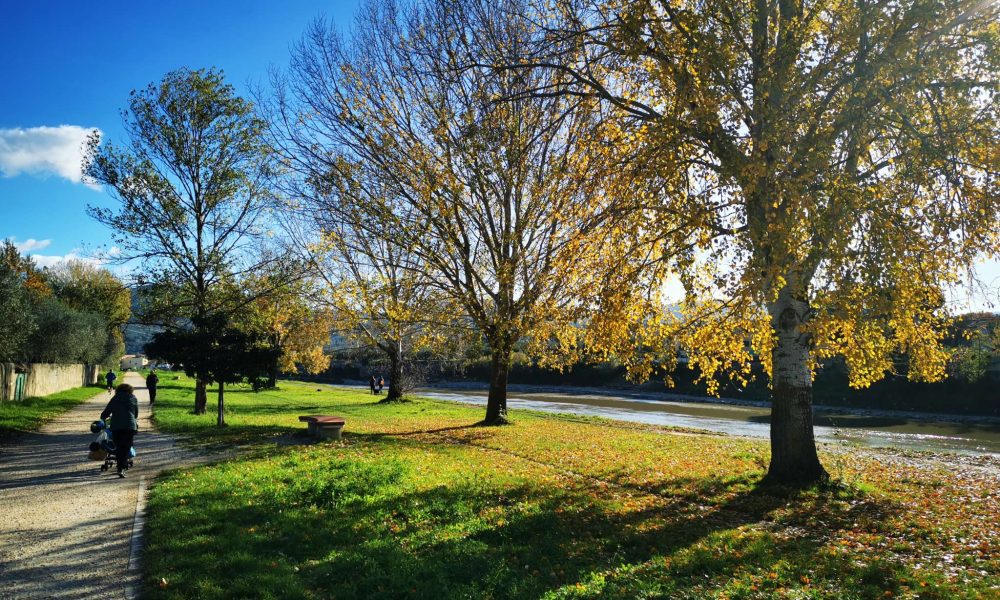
[0,384,104,439]
[145,375,1000,599]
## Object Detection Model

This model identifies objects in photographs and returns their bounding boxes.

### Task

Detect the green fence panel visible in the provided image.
[14,373,26,401]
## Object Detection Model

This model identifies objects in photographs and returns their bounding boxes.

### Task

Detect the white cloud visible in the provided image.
[25,246,129,272]
[28,251,103,269]
[8,238,52,253]
[0,125,101,188]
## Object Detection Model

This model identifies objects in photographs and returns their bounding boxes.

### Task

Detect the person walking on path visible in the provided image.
[369,375,377,395]
[100,383,138,478]
[105,369,117,393]
[146,370,159,404]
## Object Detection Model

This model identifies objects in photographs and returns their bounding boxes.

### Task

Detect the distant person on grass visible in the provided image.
[105,369,117,393]
[377,376,385,394]
[146,370,159,405]
[369,375,377,395]
[100,383,138,478]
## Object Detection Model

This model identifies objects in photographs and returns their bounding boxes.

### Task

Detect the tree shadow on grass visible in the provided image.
[347,423,484,440]
[218,403,344,416]
[142,437,912,600]
[155,408,480,454]
[159,421,303,451]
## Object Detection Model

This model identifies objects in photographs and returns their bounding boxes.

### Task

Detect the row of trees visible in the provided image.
[0,242,130,367]
[268,0,1000,484]
[267,1,630,414]
[86,0,1000,484]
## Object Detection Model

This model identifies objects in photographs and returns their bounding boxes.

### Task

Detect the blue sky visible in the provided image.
[0,0,357,265]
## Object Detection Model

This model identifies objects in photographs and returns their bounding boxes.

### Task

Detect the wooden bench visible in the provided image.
[298,415,346,440]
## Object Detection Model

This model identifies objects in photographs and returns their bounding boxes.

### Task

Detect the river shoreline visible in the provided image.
[392,380,1000,427]
[321,378,1000,457]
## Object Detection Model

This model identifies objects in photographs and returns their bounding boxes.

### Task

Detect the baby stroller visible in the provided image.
[88,419,135,473]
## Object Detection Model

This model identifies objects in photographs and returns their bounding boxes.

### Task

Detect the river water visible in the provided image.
[416,387,1000,457]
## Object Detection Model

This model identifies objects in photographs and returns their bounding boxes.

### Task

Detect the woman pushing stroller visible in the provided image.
[100,383,138,478]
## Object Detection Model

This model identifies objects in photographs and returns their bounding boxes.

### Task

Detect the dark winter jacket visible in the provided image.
[101,392,139,432]
[146,373,159,389]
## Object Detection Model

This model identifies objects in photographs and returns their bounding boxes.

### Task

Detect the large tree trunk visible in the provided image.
[385,340,404,402]
[765,286,827,485]
[194,379,208,415]
[216,381,226,427]
[483,344,511,425]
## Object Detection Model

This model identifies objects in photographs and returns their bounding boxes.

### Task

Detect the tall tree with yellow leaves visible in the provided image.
[509,0,1000,482]
[270,0,625,421]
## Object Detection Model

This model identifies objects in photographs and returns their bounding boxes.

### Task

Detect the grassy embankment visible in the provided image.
[145,374,999,599]
[0,384,104,439]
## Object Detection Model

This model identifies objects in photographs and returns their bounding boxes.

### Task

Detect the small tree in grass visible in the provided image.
[146,314,277,426]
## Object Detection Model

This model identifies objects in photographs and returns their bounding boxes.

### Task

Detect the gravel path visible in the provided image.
[0,373,200,599]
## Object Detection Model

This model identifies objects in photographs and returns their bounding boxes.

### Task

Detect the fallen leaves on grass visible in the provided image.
[142,378,1000,599]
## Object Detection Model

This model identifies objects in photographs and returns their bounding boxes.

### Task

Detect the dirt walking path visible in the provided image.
[0,372,200,599]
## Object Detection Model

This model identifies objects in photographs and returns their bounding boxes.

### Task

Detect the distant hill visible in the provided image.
[124,322,161,354]
[123,287,162,354]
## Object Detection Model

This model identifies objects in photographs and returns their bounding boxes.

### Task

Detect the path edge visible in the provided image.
[125,474,147,600]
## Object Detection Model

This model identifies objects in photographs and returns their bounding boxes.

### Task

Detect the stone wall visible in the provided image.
[0,363,99,401]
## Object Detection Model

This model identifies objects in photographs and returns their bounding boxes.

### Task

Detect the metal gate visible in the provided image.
[13,373,26,401]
